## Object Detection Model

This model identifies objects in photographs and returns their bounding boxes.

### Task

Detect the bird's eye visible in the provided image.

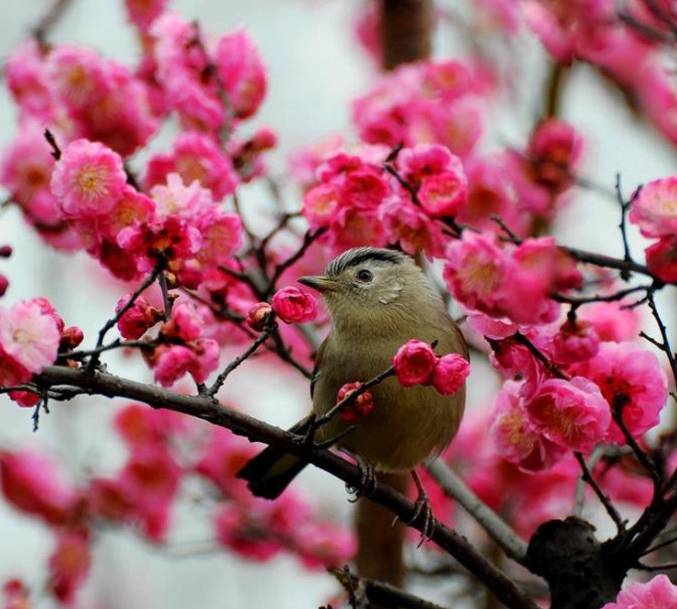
[356,269,373,282]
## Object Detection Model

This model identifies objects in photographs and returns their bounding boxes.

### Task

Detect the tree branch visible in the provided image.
[33,364,540,609]
[426,460,529,565]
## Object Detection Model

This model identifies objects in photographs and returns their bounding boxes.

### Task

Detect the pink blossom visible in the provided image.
[214,504,283,561]
[195,208,243,267]
[271,287,318,324]
[601,575,677,609]
[146,132,238,200]
[48,530,91,604]
[525,377,611,452]
[213,29,267,119]
[0,125,62,227]
[50,139,126,218]
[431,354,469,395]
[628,177,677,238]
[303,184,341,228]
[392,339,438,387]
[380,198,446,258]
[645,236,677,283]
[100,186,156,241]
[552,320,600,364]
[490,380,566,472]
[339,169,389,209]
[327,206,387,252]
[336,382,375,423]
[444,232,513,319]
[115,295,162,340]
[4,39,54,118]
[114,403,185,450]
[578,301,641,343]
[0,450,80,526]
[189,338,220,384]
[152,344,197,387]
[165,300,204,342]
[466,313,518,340]
[398,144,457,187]
[46,44,107,110]
[575,342,668,442]
[295,522,357,569]
[0,298,61,374]
[87,478,136,523]
[528,119,583,195]
[150,172,212,219]
[418,170,468,217]
[124,0,169,31]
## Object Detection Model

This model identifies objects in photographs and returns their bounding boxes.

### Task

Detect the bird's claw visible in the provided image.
[341,450,377,501]
[409,494,436,547]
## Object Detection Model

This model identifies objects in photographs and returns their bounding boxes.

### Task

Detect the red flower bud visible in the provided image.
[392,340,438,387]
[337,382,374,423]
[246,302,273,331]
[60,326,85,351]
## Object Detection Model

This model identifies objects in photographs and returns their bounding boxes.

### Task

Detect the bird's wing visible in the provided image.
[310,335,329,399]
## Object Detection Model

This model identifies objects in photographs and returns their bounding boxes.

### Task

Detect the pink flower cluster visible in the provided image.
[488,319,668,471]
[352,59,486,158]
[336,382,375,422]
[629,176,677,283]
[0,298,81,404]
[194,427,355,566]
[392,340,470,396]
[522,1,677,143]
[302,143,466,256]
[444,232,581,325]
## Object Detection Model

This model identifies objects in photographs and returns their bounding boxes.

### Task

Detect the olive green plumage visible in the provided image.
[238,247,467,499]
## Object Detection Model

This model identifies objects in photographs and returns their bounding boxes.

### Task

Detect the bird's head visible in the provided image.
[299,247,440,335]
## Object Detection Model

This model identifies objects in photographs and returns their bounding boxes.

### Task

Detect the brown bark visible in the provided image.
[379,0,434,70]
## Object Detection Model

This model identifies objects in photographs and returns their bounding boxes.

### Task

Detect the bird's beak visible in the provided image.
[298,275,337,293]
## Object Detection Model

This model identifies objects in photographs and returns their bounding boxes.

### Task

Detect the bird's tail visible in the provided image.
[236,418,311,500]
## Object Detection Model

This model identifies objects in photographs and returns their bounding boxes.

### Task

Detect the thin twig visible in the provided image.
[574,452,626,532]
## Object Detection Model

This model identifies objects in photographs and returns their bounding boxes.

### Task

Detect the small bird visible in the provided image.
[238,247,467,504]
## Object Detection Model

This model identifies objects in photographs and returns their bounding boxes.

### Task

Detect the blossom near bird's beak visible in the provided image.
[298,275,338,293]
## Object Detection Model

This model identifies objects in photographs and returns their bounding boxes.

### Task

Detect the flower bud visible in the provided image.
[0,245,12,258]
[0,274,8,297]
[431,354,470,395]
[246,302,273,331]
[337,382,374,423]
[392,339,438,387]
[60,326,85,351]
[271,286,318,324]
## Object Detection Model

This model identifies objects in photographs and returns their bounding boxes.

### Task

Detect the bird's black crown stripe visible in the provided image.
[325,248,405,277]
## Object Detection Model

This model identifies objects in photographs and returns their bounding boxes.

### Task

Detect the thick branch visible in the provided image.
[33,365,539,609]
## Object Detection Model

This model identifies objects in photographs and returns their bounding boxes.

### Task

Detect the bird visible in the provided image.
[237,247,468,510]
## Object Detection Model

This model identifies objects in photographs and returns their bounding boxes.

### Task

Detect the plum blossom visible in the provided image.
[246,302,273,331]
[392,340,437,387]
[575,342,668,443]
[115,294,162,340]
[271,287,318,324]
[124,0,169,31]
[490,381,566,472]
[336,382,375,423]
[645,236,677,283]
[431,354,469,396]
[48,530,91,604]
[525,377,611,453]
[577,301,641,343]
[50,139,127,218]
[601,575,677,609]
[628,177,677,238]
[0,298,61,376]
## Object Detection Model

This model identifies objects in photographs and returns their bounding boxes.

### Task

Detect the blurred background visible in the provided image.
[0,1,675,608]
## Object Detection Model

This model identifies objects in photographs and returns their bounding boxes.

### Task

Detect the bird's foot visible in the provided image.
[400,470,436,547]
[340,449,377,502]
[292,414,318,453]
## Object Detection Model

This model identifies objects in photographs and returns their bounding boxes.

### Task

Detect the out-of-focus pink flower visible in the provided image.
[525,377,611,452]
[3,578,30,609]
[213,29,267,120]
[87,478,136,523]
[271,287,318,324]
[5,39,54,118]
[466,313,518,340]
[303,184,341,228]
[50,139,126,218]
[0,450,79,526]
[295,522,357,569]
[113,402,185,450]
[48,530,91,604]
[628,177,677,238]
[418,170,468,217]
[398,144,457,187]
[0,276,8,298]
[380,198,446,258]
[552,319,600,364]
[645,236,677,283]
[601,575,677,609]
[146,132,238,200]
[575,342,668,442]
[46,45,106,111]
[578,301,641,343]
[336,382,375,423]
[289,135,344,189]
[0,298,61,374]
[431,354,469,395]
[150,172,212,219]
[475,0,521,33]
[165,300,204,343]
[152,344,197,387]
[115,294,162,340]
[392,339,438,387]
[124,0,169,31]
[195,208,243,267]
[490,380,566,472]
[214,504,283,562]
